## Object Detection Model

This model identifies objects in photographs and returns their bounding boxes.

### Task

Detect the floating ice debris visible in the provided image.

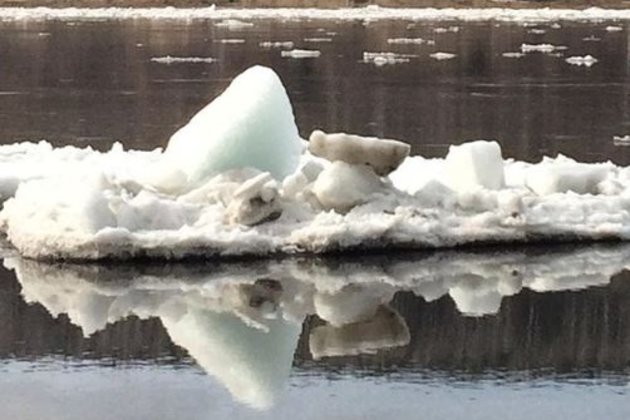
[502,52,525,58]
[214,38,246,44]
[434,26,460,33]
[226,172,282,226]
[430,52,457,60]
[605,25,623,32]
[280,49,321,59]
[259,41,294,49]
[613,135,630,146]
[387,37,425,45]
[565,55,598,67]
[583,35,601,41]
[362,51,415,66]
[527,28,546,34]
[214,19,254,29]
[309,130,411,177]
[303,37,333,43]
[520,43,567,53]
[550,23,562,29]
[150,56,217,64]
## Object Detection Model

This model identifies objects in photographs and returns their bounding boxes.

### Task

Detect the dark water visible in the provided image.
[1,17,630,419]
[0,18,630,164]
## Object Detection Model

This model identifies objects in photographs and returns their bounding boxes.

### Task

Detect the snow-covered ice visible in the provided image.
[4,65,630,260]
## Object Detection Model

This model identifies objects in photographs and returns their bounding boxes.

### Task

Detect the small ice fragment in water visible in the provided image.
[433,26,459,33]
[280,49,321,59]
[444,141,505,192]
[214,39,246,44]
[308,130,411,176]
[550,23,562,29]
[527,28,546,34]
[387,37,425,45]
[502,52,525,58]
[613,135,630,146]
[303,37,333,43]
[362,52,415,66]
[430,52,456,60]
[150,56,217,64]
[565,55,598,67]
[259,41,294,49]
[520,43,567,53]
[605,25,623,32]
[582,35,601,42]
[214,19,254,29]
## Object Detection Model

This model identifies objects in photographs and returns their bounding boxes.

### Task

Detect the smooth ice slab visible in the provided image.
[164,65,302,186]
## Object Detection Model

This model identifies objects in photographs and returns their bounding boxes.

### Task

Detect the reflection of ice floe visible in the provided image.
[565,55,598,67]
[6,65,630,260]
[6,244,629,400]
[150,56,217,64]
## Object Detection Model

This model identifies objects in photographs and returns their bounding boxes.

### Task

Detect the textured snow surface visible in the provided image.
[3,65,630,260]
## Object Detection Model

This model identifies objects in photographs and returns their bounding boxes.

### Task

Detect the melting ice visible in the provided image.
[2,65,630,260]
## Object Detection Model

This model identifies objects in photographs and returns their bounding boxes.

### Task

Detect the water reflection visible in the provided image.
[2,244,630,408]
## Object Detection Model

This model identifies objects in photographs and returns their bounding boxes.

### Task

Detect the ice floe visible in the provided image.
[259,41,295,49]
[150,56,217,64]
[3,65,630,261]
[605,25,624,32]
[520,43,568,54]
[429,52,457,60]
[280,49,321,59]
[362,51,416,66]
[565,54,599,67]
[387,37,426,45]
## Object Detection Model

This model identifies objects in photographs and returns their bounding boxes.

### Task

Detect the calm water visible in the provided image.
[0,18,630,163]
[1,17,630,419]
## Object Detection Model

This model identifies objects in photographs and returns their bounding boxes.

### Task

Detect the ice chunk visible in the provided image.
[525,158,610,195]
[444,141,505,192]
[430,52,456,60]
[312,162,386,213]
[226,172,282,226]
[164,66,302,185]
[280,49,321,59]
[150,56,216,64]
[520,43,567,53]
[362,51,415,66]
[565,55,598,67]
[308,130,410,176]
